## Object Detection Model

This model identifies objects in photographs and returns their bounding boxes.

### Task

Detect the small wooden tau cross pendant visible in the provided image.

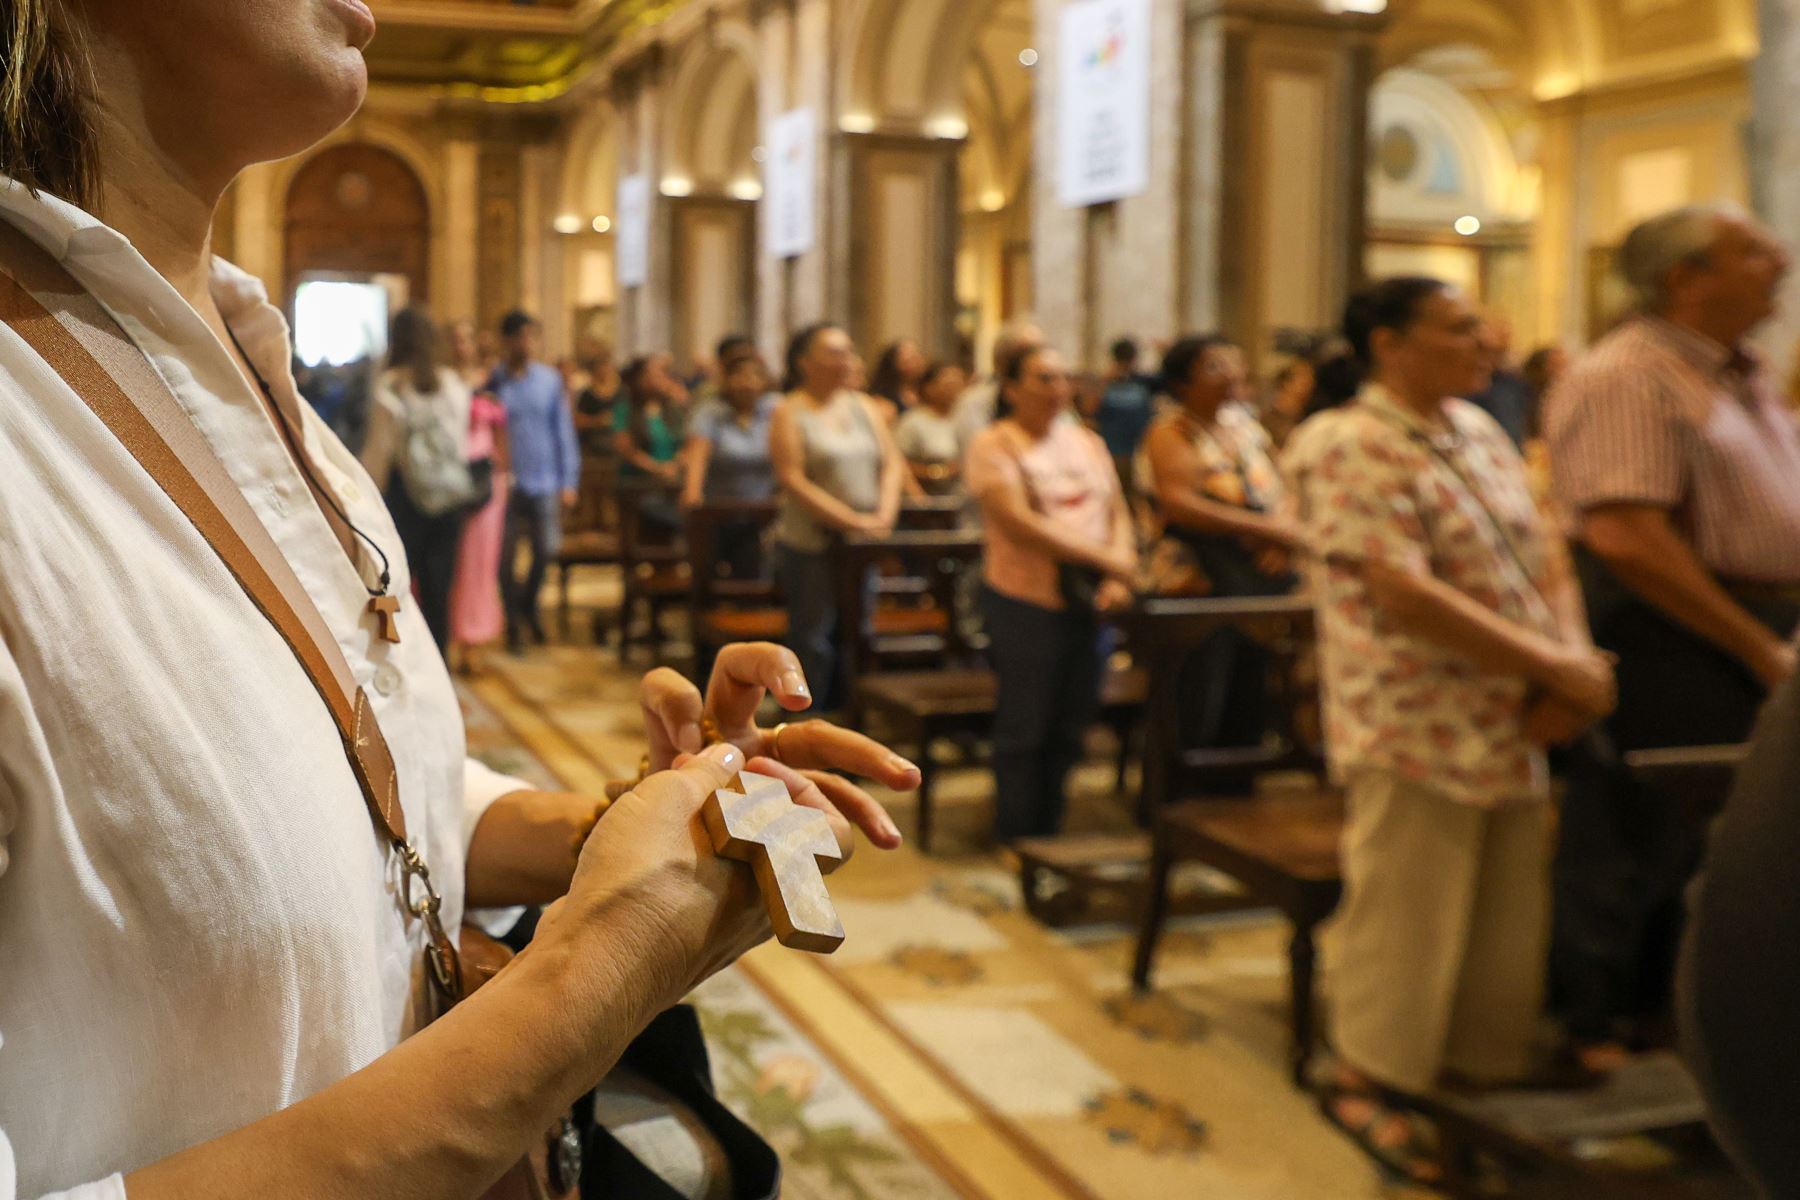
[702,771,845,954]
[368,594,403,644]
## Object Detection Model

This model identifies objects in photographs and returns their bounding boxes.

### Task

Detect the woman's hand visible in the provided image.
[620,642,918,850]
[1540,645,1618,719]
[1096,578,1135,613]
[1523,693,1602,747]
[540,743,833,1007]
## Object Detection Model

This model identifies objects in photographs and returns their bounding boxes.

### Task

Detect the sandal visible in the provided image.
[1316,1079,1444,1188]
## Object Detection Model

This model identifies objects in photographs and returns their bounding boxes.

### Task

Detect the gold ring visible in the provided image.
[767,722,791,763]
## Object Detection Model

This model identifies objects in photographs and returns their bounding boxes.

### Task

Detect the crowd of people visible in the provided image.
[313,200,1800,1191]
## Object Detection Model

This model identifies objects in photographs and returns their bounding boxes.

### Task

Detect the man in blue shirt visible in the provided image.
[490,309,580,650]
[1092,337,1159,493]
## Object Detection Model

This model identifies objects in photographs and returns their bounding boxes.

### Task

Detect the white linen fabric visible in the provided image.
[0,179,529,1198]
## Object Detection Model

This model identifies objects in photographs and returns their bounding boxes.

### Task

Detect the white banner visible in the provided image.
[616,173,651,288]
[765,108,817,259]
[1056,0,1152,208]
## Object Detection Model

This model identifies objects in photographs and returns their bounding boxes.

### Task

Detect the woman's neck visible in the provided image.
[1179,398,1223,427]
[799,383,836,405]
[1008,410,1055,440]
[90,87,226,320]
[1374,372,1446,423]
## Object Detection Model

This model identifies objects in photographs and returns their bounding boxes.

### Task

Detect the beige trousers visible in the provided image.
[1327,771,1552,1094]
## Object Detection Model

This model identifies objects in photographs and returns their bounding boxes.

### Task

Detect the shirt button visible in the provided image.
[374,665,402,697]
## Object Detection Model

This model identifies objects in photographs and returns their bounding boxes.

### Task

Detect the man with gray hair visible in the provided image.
[954,316,1045,454]
[1543,203,1800,1062]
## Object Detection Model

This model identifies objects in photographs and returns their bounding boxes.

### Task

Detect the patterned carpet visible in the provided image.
[460,640,1426,1199]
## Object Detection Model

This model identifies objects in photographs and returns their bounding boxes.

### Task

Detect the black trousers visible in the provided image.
[1550,549,1800,1042]
[983,586,1106,841]
[502,489,562,640]
[386,483,465,652]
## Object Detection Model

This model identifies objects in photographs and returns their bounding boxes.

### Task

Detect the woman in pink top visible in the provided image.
[966,345,1138,841]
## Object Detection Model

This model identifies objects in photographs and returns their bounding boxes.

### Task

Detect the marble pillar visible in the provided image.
[1181,0,1383,370]
[1754,0,1800,373]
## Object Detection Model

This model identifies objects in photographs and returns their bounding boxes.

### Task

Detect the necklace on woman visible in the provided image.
[226,324,402,643]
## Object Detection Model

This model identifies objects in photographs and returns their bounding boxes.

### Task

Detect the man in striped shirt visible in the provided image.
[1544,204,1800,1060]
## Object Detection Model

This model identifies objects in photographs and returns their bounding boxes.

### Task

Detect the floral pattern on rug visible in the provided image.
[890,945,985,987]
[1084,1088,1208,1155]
[692,971,962,1200]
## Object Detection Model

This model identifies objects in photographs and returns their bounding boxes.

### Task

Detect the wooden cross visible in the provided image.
[701,771,845,954]
[368,594,403,644]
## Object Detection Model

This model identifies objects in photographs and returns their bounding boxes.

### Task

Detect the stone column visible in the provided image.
[1754,0,1800,373]
[837,131,961,357]
[753,0,796,361]
[1180,0,1385,370]
[441,136,481,325]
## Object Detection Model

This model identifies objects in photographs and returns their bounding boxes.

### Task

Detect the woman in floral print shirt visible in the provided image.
[1283,278,1617,1185]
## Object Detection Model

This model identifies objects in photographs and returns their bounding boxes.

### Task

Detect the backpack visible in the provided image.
[396,382,478,516]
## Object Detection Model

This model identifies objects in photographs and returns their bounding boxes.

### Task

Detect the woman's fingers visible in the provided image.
[705,643,813,745]
[742,757,855,867]
[803,769,903,850]
[619,742,744,813]
[639,667,706,771]
[771,720,921,792]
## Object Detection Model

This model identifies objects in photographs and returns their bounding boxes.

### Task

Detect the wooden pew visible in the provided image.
[686,500,783,684]
[552,452,620,640]
[613,478,688,659]
[1122,596,1341,1086]
[857,665,1148,857]
[836,528,984,685]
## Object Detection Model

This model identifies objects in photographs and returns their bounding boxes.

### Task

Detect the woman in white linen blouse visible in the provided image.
[0,3,914,1197]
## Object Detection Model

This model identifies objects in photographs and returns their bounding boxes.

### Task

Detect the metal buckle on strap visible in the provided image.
[398,840,443,920]
[398,839,464,1009]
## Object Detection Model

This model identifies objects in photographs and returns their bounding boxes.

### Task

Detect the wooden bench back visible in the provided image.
[1121,596,1321,812]
[615,477,685,566]
[685,500,781,611]
[837,527,985,681]
[563,452,618,543]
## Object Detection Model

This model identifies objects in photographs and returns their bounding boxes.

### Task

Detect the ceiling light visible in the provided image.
[1454,215,1482,237]
[660,177,694,197]
[592,215,612,233]
[728,179,764,201]
[552,214,582,234]
[925,115,968,140]
[840,113,876,134]
[1019,49,1040,68]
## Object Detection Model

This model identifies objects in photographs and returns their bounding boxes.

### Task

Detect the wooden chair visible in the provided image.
[686,500,783,683]
[552,453,620,640]
[1122,596,1341,1085]
[613,478,689,659]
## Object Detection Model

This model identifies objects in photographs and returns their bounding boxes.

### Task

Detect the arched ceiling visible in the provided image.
[1381,0,1757,99]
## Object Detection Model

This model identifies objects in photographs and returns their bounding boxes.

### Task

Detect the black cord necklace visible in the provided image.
[224,324,394,604]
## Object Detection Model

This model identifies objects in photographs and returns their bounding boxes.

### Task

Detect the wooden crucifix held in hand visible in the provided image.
[701,771,845,954]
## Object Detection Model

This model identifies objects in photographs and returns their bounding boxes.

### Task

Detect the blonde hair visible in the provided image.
[1,0,97,209]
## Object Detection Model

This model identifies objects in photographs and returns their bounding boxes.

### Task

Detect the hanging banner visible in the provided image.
[766,108,817,259]
[616,173,651,288]
[1056,0,1152,208]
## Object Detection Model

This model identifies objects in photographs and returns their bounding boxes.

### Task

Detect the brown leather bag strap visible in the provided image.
[0,221,462,1009]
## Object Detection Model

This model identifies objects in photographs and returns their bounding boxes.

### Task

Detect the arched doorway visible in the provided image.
[284,143,431,308]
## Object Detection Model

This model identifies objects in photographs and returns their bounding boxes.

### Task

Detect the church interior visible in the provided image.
[188,0,1797,1196]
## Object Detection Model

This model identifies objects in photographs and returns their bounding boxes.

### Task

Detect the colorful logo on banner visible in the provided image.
[1085,26,1125,70]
